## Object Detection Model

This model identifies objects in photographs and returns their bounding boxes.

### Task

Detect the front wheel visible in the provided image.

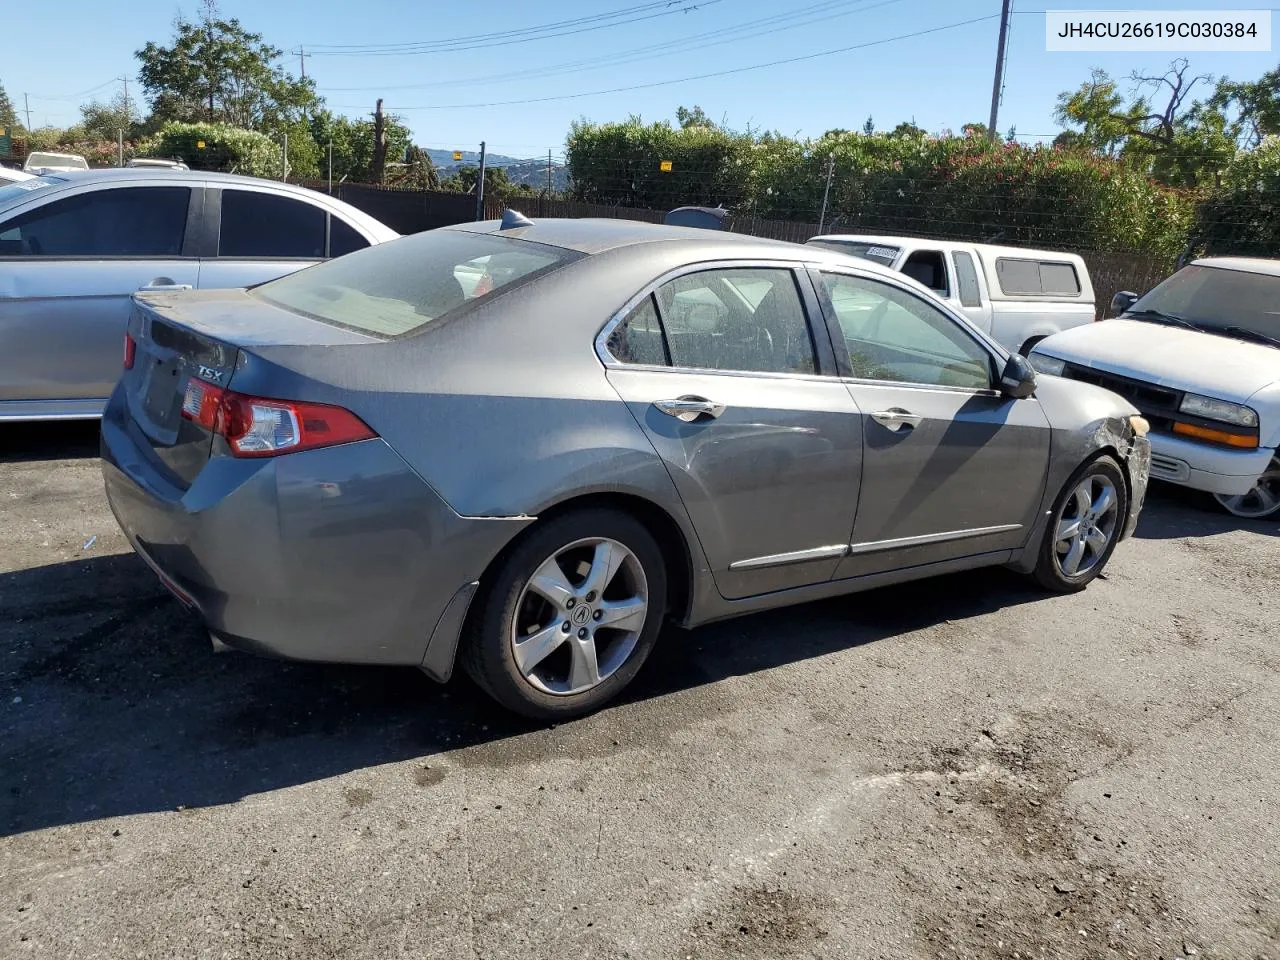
[1212,457,1280,519]
[1033,455,1129,592]
[461,509,667,720]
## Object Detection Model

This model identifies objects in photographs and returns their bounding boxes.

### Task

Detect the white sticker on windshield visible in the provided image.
[867,246,898,259]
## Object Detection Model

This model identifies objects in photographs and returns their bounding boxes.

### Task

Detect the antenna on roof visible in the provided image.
[500,209,533,230]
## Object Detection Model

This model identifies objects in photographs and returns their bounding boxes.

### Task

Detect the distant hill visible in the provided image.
[423,148,570,193]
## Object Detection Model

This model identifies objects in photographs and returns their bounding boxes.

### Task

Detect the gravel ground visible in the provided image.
[1,422,1277,960]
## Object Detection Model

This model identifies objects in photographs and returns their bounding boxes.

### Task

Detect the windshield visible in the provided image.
[0,175,62,210]
[26,153,88,170]
[1129,264,1280,346]
[806,239,900,267]
[254,230,575,337]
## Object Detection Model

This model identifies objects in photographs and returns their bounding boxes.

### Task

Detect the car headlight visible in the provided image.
[1027,353,1066,377]
[1178,393,1259,427]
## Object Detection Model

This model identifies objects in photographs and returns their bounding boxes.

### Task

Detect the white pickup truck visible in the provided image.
[805,234,1096,356]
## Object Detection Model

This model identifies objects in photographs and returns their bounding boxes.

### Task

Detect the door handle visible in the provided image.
[654,396,726,422]
[138,280,193,292]
[871,408,923,432]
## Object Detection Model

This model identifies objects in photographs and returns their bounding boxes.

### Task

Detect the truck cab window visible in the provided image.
[901,250,949,297]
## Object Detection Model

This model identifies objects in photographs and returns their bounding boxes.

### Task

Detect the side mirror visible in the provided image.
[1109,290,1138,317]
[999,353,1037,399]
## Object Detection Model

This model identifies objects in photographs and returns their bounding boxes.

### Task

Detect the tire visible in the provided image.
[1033,454,1129,593]
[1212,456,1280,519]
[461,508,668,720]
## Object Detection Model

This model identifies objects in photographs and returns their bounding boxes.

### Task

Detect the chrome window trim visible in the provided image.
[846,523,1023,556]
[728,544,849,571]
[594,258,826,378]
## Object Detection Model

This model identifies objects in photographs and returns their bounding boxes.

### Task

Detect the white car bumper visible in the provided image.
[1148,432,1276,496]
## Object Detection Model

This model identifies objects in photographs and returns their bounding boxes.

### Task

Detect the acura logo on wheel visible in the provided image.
[573,605,591,624]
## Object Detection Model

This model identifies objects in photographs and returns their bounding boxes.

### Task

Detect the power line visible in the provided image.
[306,0,721,56]
[377,14,1000,111]
[27,76,125,103]
[317,0,905,93]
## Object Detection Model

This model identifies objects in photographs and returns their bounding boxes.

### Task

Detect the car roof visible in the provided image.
[1193,256,1280,277]
[1,168,399,241]
[809,233,1085,262]
[446,216,904,277]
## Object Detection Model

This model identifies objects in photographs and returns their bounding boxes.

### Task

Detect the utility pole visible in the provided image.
[282,132,289,182]
[475,141,487,221]
[328,140,334,194]
[546,149,552,199]
[372,99,387,184]
[118,130,124,167]
[818,155,835,233]
[297,47,308,79]
[987,0,1013,142]
[22,93,32,131]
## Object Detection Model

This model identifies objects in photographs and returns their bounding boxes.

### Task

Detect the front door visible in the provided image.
[602,265,863,599]
[810,268,1050,579]
[0,185,198,412]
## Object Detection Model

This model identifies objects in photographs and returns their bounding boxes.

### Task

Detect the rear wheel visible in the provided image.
[1212,457,1280,519]
[1033,455,1128,592]
[461,509,667,719]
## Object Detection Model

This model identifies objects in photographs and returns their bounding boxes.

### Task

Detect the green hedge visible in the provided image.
[1195,136,1280,255]
[566,120,1195,259]
[139,122,284,178]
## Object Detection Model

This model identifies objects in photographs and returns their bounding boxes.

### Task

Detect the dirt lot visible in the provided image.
[1,423,1277,960]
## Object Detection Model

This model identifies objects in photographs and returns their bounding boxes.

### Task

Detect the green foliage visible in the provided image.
[309,109,412,183]
[140,122,284,177]
[79,92,143,143]
[136,0,318,134]
[0,82,17,132]
[1211,68,1280,147]
[441,164,535,200]
[1195,136,1280,254]
[676,105,715,130]
[565,118,1192,258]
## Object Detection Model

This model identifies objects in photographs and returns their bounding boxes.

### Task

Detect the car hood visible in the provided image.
[1036,319,1280,404]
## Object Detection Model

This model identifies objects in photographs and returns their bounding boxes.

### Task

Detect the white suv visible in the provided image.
[1030,257,1280,518]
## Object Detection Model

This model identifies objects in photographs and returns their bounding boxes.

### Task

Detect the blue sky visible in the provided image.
[4,0,1276,160]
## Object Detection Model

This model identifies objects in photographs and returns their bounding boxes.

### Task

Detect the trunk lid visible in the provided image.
[123,289,378,488]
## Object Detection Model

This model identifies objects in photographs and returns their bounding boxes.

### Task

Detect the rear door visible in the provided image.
[810,267,1050,579]
[602,262,863,599]
[0,183,200,410]
[196,187,367,290]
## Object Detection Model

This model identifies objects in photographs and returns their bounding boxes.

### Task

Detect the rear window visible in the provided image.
[253,230,574,337]
[995,257,1081,296]
[806,239,900,267]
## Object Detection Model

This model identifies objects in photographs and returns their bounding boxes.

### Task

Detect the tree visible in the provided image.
[676,105,715,129]
[136,0,319,133]
[0,82,17,132]
[862,116,875,135]
[308,108,412,183]
[962,122,989,139]
[1211,67,1280,147]
[1054,60,1234,187]
[888,121,926,138]
[395,146,440,189]
[79,91,142,142]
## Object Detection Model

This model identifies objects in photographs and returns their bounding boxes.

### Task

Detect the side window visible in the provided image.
[220,190,325,258]
[900,250,949,297]
[329,216,370,258]
[952,251,982,308]
[819,272,992,390]
[0,187,189,257]
[655,268,816,375]
[996,257,1081,296]
[606,295,668,366]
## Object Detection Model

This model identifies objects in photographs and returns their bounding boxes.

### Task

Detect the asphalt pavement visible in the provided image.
[1,422,1277,960]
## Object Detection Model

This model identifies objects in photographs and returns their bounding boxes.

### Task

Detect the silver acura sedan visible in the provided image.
[0,170,397,421]
[102,216,1152,718]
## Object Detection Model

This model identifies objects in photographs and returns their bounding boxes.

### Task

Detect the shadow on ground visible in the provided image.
[1133,481,1280,540]
[0,549,1045,837]
[1,421,101,463]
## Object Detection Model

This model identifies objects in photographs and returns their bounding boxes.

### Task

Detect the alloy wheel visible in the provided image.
[1054,474,1120,578]
[1213,458,1280,519]
[510,537,649,696]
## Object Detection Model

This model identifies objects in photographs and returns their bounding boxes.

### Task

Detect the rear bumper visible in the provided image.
[101,389,531,667]
[1148,432,1275,496]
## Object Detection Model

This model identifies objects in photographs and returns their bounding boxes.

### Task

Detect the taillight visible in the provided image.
[181,380,375,457]
[123,333,136,369]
